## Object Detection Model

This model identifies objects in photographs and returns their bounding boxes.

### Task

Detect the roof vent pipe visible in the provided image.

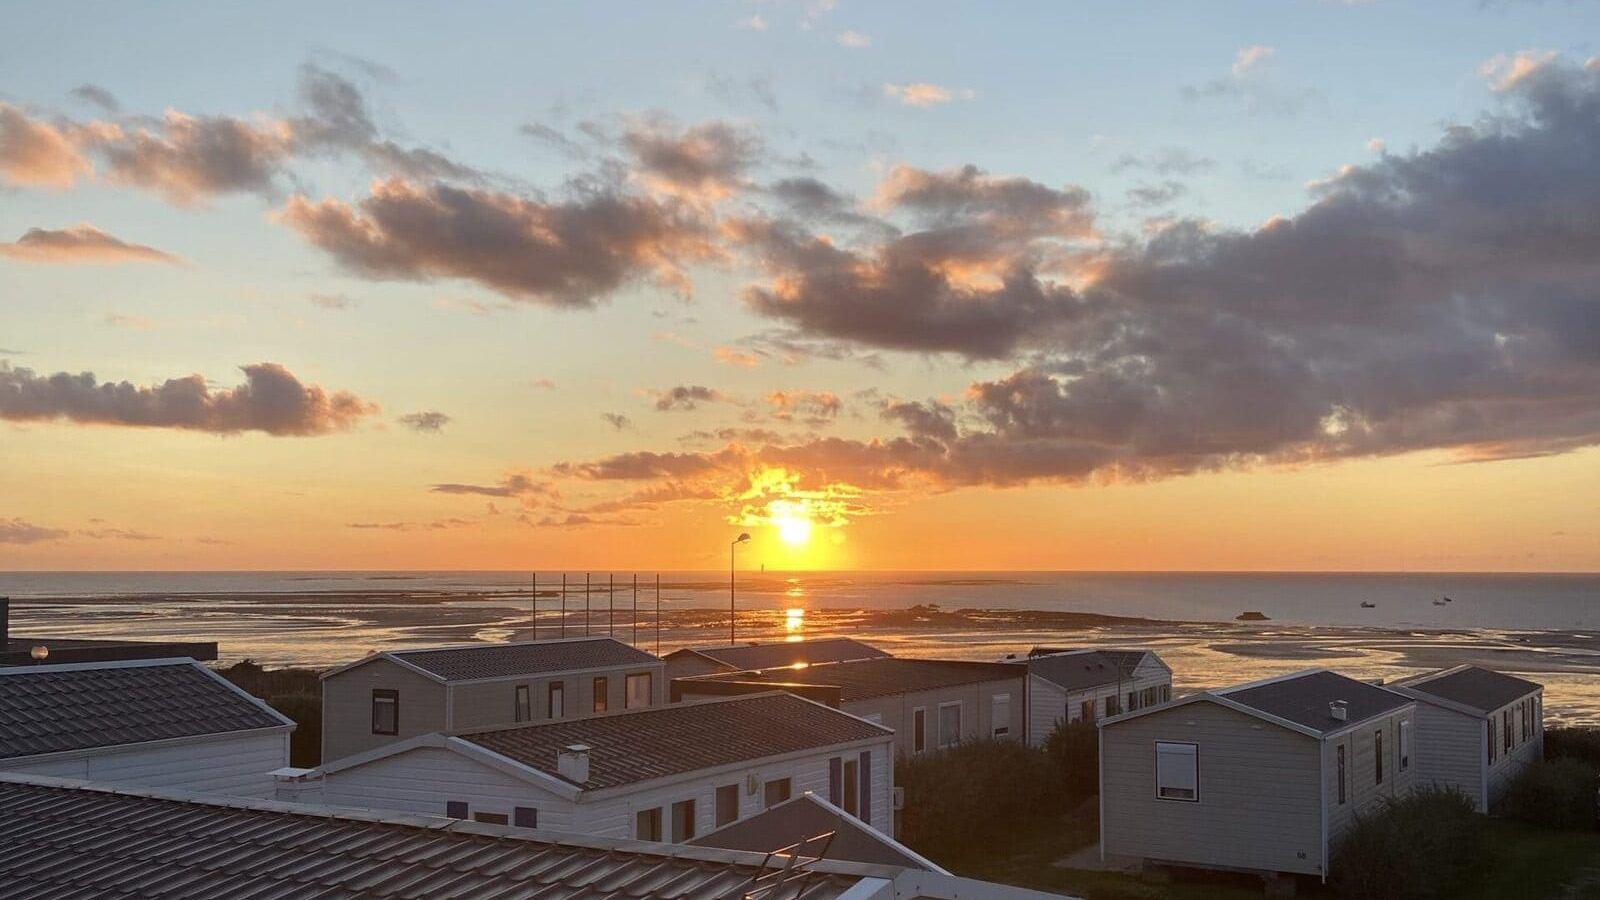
[557,743,592,783]
[1330,700,1349,722]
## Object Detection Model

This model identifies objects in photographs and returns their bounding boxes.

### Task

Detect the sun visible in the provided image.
[774,514,813,547]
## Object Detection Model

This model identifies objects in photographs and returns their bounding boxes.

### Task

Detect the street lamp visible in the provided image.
[730,533,751,645]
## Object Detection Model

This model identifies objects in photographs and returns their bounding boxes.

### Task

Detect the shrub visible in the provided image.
[1044,719,1099,801]
[896,739,1064,863]
[216,661,325,766]
[1500,758,1598,830]
[1546,726,1600,772]
[1331,785,1482,900]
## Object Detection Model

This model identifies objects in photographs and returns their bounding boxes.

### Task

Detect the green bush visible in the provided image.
[1331,785,1482,900]
[1044,719,1099,801]
[1545,726,1600,771]
[1500,758,1598,830]
[897,739,1064,863]
[216,660,325,766]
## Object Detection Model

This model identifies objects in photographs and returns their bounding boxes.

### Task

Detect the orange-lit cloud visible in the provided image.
[0,103,92,188]
[0,225,177,265]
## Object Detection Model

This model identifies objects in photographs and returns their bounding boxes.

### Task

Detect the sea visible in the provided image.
[4,570,1598,722]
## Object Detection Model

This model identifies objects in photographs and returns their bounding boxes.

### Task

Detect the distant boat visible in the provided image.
[1360,601,1376,609]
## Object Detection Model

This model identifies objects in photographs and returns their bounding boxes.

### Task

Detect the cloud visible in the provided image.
[309,292,355,309]
[836,31,871,48]
[348,518,475,531]
[69,84,120,114]
[87,109,297,205]
[713,347,762,368]
[1110,148,1216,176]
[292,64,483,182]
[0,361,380,436]
[882,83,970,108]
[551,449,733,481]
[766,390,843,425]
[651,384,727,411]
[1232,44,1275,78]
[0,517,68,544]
[601,411,633,430]
[1182,46,1319,115]
[0,103,92,188]
[1481,50,1559,93]
[398,410,451,432]
[0,225,177,265]
[78,527,161,541]
[279,178,717,306]
[620,118,762,201]
[430,472,556,504]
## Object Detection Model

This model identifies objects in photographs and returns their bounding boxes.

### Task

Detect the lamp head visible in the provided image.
[29,645,48,662]
[734,533,751,544]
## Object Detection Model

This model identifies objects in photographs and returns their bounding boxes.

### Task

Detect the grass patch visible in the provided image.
[1455,819,1600,900]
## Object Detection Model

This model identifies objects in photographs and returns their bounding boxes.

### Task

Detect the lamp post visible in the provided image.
[730,533,751,645]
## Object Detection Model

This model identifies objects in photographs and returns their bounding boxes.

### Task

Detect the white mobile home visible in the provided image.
[664,637,891,683]
[1387,665,1543,812]
[294,691,897,842]
[1019,648,1172,745]
[0,657,293,798]
[673,657,1026,757]
[1099,669,1416,883]
[320,636,665,763]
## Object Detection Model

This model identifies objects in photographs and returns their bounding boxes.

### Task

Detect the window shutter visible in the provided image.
[859,750,872,823]
[446,801,468,819]
[829,756,842,805]
[514,807,537,828]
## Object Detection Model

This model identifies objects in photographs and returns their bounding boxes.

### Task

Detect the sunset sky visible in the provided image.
[3,1,1599,572]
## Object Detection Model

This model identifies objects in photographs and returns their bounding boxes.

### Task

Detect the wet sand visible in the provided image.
[11,593,1600,724]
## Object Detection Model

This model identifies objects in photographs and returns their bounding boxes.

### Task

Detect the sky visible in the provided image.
[2,0,1599,572]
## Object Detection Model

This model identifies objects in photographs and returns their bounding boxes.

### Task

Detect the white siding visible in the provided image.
[1101,701,1325,877]
[315,737,897,841]
[1028,667,1172,746]
[1323,708,1417,846]
[1484,692,1544,811]
[1407,702,1487,811]
[1,730,288,799]
[843,678,1024,758]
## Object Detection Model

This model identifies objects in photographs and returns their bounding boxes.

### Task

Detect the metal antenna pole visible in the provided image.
[609,573,615,637]
[632,574,638,646]
[585,572,591,636]
[655,574,661,656]
[561,573,567,638]
[531,571,537,641]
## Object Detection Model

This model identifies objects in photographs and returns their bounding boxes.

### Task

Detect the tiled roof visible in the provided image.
[463,692,888,790]
[684,638,890,671]
[1394,666,1541,714]
[692,793,942,873]
[1026,650,1154,692]
[1220,670,1411,734]
[392,637,659,681]
[0,661,288,760]
[685,657,1023,702]
[0,776,867,900]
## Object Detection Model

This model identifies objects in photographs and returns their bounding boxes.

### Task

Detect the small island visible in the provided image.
[1235,611,1271,621]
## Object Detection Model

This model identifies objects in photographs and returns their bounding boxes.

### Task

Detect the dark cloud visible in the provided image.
[348,518,475,531]
[1125,181,1188,208]
[293,64,483,182]
[0,225,177,265]
[651,384,726,411]
[881,399,958,442]
[766,390,843,426]
[0,361,380,436]
[280,179,717,306]
[601,412,633,430]
[551,449,734,480]
[86,110,296,205]
[0,517,68,544]
[1110,148,1216,176]
[429,472,556,502]
[620,119,762,200]
[398,410,451,432]
[78,527,161,541]
[68,84,119,114]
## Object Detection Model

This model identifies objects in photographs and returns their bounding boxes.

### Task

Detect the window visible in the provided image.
[514,807,538,828]
[1105,694,1121,717]
[635,807,662,841]
[1079,699,1095,723]
[593,677,609,713]
[371,689,398,735]
[1158,684,1172,703]
[715,784,739,827]
[1142,686,1158,707]
[626,673,652,710]
[548,681,564,719]
[912,707,926,753]
[842,757,860,815]
[1374,729,1384,784]
[1488,719,1497,764]
[474,812,509,825]
[1155,742,1198,801]
[446,801,468,819]
[671,799,696,842]
[514,684,531,723]
[1399,720,1410,771]
[764,777,791,808]
[1503,710,1512,752]
[1127,691,1140,712]
[993,693,1011,736]
[1336,744,1347,804]
[1519,701,1529,741]
[938,702,962,748]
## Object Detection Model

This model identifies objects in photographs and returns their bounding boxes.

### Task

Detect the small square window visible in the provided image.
[1155,742,1198,802]
[514,806,538,828]
[371,689,398,735]
[446,801,468,819]
[593,677,609,713]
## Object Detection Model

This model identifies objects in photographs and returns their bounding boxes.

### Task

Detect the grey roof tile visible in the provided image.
[0,778,865,900]
[1025,650,1154,691]
[1395,666,1541,714]
[462,692,887,789]
[392,637,659,681]
[0,662,286,760]
[1220,670,1411,734]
